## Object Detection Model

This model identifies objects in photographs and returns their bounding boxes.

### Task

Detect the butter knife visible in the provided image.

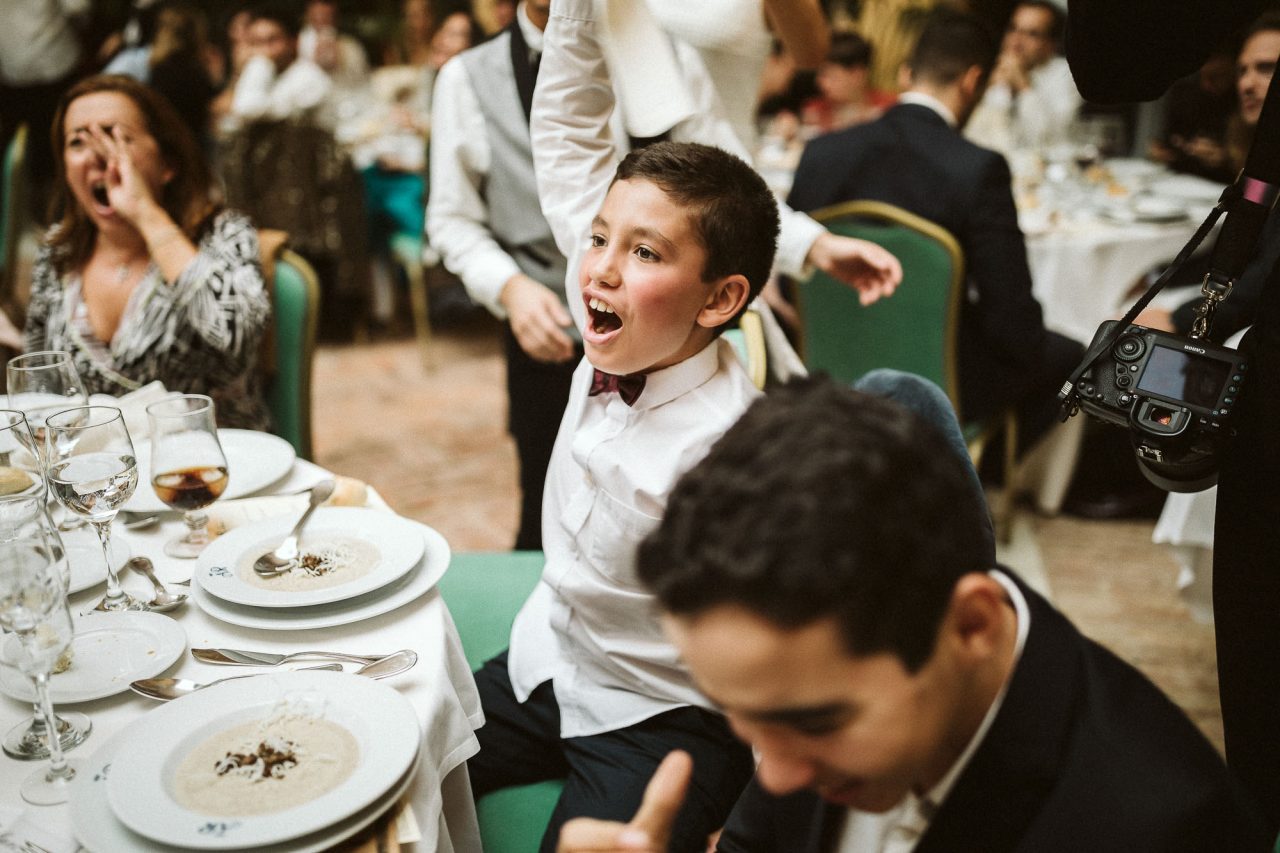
[192,648,390,667]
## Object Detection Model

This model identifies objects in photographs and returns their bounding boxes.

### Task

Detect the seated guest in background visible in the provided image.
[803,31,893,133]
[964,0,1081,154]
[788,11,1082,448]
[558,378,1271,852]
[26,75,271,430]
[1137,13,1280,343]
[298,0,370,125]
[105,3,220,149]
[228,2,332,129]
[426,0,575,552]
[1149,46,1237,183]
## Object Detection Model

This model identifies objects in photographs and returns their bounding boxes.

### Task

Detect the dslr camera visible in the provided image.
[1075,320,1248,492]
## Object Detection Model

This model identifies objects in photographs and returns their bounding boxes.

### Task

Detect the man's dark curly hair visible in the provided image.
[636,376,994,672]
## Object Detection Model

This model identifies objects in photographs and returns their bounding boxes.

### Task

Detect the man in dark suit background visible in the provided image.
[787,12,1081,447]
[555,378,1269,852]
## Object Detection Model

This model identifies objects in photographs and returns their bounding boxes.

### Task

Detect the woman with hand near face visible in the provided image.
[25,74,271,431]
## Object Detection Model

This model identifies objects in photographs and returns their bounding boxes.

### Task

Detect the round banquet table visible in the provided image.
[0,459,484,853]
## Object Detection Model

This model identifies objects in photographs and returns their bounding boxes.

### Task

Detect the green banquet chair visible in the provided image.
[438,551,563,853]
[266,249,320,461]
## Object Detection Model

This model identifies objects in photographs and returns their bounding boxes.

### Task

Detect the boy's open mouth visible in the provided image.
[587,296,622,335]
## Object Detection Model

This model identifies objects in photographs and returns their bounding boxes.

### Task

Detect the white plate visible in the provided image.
[65,526,131,595]
[71,727,420,853]
[195,509,425,608]
[192,522,449,631]
[0,611,185,704]
[1104,158,1163,180]
[127,429,296,513]
[107,671,420,850]
[1147,173,1227,204]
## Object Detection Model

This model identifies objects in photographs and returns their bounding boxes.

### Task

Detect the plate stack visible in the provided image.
[189,508,450,630]
[70,670,422,851]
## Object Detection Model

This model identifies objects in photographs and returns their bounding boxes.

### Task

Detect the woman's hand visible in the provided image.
[87,123,164,228]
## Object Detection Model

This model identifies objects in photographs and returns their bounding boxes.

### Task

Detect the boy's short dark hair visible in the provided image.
[636,377,994,672]
[909,10,998,86]
[827,31,874,70]
[249,1,301,37]
[613,141,780,314]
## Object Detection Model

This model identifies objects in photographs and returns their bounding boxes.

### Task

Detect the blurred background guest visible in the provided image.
[965,0,1082,154]
[26,75,271,430]
[227,2,332,130]
[299,0,371,128]
[105,2,220,151]
[1148,44,1238,183]
[0,0,91,220]
[804,31,894,133]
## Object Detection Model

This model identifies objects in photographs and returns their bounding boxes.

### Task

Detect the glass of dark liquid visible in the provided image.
[145,395,228,559]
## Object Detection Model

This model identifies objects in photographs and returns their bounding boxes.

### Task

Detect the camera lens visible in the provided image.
[1114,335,1145,362]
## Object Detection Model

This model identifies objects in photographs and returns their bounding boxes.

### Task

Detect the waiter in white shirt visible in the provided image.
[427,0,577,551]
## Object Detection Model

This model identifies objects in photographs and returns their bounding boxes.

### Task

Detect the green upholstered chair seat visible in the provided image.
[439,551,563,852]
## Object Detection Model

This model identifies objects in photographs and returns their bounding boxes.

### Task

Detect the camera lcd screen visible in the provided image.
[1137,345,1230,409]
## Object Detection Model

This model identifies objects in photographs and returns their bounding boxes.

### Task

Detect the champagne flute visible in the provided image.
[0,492,91,761]
[0,522,84,804]
[44,407,143,612]
[146,395,229,558]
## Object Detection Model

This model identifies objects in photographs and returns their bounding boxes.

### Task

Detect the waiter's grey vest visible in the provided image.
[460,33,569,305]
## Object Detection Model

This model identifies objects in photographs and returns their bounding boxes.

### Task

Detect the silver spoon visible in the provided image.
[129,663,342,701]
[126,556,188,612]
[253,479,335,576]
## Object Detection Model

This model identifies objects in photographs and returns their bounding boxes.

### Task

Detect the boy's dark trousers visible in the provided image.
[469,651,755,852]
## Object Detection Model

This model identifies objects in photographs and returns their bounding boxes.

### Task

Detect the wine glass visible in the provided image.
[0,519,84,804]
[0,493,92,761]
[146,395,229,558]
[43,406,144,612]
[5,352,88,441]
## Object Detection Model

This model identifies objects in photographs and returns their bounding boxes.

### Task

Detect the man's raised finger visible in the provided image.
[628,750,694,842]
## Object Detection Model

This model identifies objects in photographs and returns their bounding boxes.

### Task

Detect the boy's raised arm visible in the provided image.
[531,0,622,270]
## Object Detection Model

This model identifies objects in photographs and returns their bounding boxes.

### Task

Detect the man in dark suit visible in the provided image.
[787,12,1081,446]
[555,378,1269,852]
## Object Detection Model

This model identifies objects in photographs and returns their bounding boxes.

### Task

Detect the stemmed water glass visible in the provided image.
[0,455,92,761]
[43,406,144,612]
[5,352,88,440]
[146,395,229,558]
[0,505,85,804]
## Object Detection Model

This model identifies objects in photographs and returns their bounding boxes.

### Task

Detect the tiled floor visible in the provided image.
[311,322,1223,752]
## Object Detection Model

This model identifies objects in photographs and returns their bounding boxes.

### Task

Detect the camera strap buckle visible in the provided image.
[1190,273,1234,339]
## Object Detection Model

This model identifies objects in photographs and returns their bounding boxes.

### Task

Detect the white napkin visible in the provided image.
[0,806,81,853]
[88,381,180,441]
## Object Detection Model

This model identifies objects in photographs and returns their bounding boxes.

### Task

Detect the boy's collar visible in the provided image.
[589,338,722,412]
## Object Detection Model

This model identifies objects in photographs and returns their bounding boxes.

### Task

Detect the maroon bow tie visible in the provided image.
[589,368,646,406]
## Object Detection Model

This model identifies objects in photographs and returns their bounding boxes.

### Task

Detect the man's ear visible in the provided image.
[697,274,751,329]
[898,62,914,90]
[960,64,987,103]
[939,573,1008,661]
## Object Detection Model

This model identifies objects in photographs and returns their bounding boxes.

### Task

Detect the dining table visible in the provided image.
[0,452,484,853]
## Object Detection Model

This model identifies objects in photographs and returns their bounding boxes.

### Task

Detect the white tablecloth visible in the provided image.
[0,460,484,853]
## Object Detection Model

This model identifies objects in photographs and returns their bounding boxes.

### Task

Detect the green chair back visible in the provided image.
[438,551,563,853]
[267,250,319,460]
[1,125,29,299]
[799,200,965,410]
